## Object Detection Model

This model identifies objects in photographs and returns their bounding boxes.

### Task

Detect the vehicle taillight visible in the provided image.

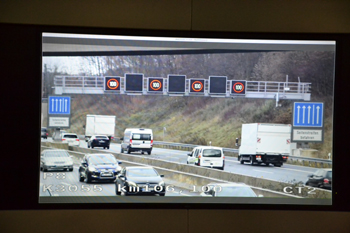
[130,139,132,145]
[151,140,153,146]
[111,137,114,140]
[62,139,66,141]
[46,133,48,136]
[76,139,79,141]
[283,156,288,159]
[256,155,261,159]
[198,155,201,159]
[324,179,329,184]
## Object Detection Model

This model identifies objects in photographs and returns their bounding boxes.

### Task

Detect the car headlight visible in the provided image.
[159,181,165,186]
[128,181,137,187]
[88,167,97,172]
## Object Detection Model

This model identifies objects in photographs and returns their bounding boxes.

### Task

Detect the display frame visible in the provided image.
[1,22,349,211]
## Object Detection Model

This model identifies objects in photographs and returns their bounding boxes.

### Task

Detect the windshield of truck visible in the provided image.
[132,134,151,140]
[202,149,222,157]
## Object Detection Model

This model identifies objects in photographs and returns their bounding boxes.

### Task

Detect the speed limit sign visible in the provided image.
[231,80,246,95]
[105,77,121,91]
[148,78,163,92]
[190,79,204,93]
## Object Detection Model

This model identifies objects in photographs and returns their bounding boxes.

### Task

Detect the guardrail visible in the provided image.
[153,141,332,168]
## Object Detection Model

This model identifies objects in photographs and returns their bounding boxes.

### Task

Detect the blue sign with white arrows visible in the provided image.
[48,96,71,115]
[293,102,323,127]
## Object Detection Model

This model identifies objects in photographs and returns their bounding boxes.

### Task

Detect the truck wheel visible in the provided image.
[147,151,151,155]
[249,156,255,165]
[107,146,109,149]
[265,163,270,166]
[120,147,123,153]
[239,156,244,164]
[127,148,131,154]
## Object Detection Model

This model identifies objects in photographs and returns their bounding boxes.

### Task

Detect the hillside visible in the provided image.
[66,94,333,158]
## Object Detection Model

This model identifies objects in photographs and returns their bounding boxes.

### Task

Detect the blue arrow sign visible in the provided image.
[293,102,323,127]
[48,96,71,115]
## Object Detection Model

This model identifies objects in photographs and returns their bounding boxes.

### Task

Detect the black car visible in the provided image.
[305,168,332,190]
[79,153,122,183]
[41,127,48,139]
[88,135,110,149]
[115,166,166,196]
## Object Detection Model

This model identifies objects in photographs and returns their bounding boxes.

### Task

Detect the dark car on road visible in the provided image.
[88,135,110,149]
[41,127,48,139]
[79,153,122,183]
[115,166,166,196]
[305,168,332,190]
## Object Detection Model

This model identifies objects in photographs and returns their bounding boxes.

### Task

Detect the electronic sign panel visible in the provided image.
[209,76,227,94]
[190,79,205,93]
[148,78,163,92]
[231,80,246,95]
[168,75,186,93]
[125,73,143,92]
[105,77,121,91]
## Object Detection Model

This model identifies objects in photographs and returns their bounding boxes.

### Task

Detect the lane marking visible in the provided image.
[252,169,274,174]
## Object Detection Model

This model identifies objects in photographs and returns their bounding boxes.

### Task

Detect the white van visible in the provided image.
[187,146,225,170]
[120,128,153,155]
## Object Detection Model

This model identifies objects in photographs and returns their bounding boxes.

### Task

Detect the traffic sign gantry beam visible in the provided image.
[54,76,311,101]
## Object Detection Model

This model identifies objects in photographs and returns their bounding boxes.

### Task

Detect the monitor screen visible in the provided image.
[40,31,336,207]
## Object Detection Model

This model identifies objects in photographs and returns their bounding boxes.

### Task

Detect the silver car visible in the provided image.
[40,149,74,172]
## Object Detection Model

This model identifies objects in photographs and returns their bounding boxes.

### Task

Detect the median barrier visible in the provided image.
[41,141,69,150]
[67,146,331,199]
[61,147,295,198]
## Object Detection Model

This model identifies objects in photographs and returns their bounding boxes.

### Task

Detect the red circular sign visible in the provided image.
[150,80,162,91]
[107,78,119,90]
[192,81,203,92]
[233,82,244,93]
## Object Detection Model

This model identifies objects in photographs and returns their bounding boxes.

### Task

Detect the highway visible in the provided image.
[76,140,318,184]
[40,138,327,199]
[39,164,199,197]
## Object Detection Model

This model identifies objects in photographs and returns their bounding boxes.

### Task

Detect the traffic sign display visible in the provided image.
[209,76,227,94]
[48,96,71,115]
[105,77,120,91]
[148,78,163,92]
[125,73,143,92]
[190,79,204,93]
[168,75,186,93]
[293,102,323,127]
[231,80,246,95]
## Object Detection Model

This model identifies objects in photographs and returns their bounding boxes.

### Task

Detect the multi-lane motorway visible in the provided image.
[40,138,323,198]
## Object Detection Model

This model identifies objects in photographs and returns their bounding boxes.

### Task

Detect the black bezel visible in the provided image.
[1,22,349,211]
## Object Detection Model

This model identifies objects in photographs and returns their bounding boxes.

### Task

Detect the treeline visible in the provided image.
[84,51,334,97]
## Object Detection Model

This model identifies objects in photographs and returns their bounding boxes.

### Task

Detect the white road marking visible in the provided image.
[253,169,274,174]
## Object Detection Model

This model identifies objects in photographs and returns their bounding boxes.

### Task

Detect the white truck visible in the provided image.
[84,115,116,142]
[237,123,292,167]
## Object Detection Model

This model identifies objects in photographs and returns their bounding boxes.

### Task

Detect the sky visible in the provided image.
[43,57,99,75]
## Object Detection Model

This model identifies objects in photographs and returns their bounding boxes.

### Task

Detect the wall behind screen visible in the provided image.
[1,1,350,233]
